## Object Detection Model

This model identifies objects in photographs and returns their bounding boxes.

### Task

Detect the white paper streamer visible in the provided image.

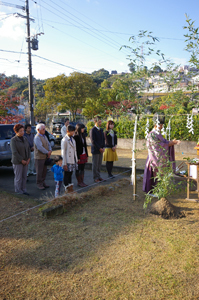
[156,114,160,134]
[145,118,149,139]
[166,119,171,140]
[161,124,166,137]
[186,114,194,135]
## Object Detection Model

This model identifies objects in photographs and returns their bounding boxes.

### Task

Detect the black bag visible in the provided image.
[45,157,52,166]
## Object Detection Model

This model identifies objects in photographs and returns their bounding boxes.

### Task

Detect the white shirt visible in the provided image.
[61,125,67,138]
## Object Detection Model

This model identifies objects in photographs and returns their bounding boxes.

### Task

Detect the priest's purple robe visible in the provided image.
[143,129,176,193]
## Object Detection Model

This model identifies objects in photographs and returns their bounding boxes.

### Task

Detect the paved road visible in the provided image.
[0,166,129,201]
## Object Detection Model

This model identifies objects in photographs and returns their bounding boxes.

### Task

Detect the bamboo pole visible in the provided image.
[131,115,138,201]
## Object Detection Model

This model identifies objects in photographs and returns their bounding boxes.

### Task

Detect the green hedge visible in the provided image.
[87,115,199,141]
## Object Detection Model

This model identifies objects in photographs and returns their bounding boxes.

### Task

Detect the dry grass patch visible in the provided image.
[0,180,199,300]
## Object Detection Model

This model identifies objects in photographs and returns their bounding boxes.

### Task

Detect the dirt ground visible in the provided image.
[1,179,199,300]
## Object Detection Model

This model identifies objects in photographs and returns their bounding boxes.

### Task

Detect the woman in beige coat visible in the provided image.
[61,125,78,192]
[10,124,30,195]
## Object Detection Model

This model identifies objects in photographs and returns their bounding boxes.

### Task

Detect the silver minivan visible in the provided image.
[0,124,14,166]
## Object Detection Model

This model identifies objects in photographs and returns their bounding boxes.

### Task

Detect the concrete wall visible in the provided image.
[87,137,198,155]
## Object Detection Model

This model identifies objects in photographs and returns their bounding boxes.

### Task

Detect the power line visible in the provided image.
[56,0,129,45]
[43,21,128,63]
[39,0,130,57]
[48,0,128,51]
[46,21,185,41]
[35,17,185,42]
[32,54,85,73]
[0,49,86,72]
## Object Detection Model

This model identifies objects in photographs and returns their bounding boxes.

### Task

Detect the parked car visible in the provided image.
[52,121,87,144]
[52,122,64,144]
[0,124,14,166]
[31,126,55,148]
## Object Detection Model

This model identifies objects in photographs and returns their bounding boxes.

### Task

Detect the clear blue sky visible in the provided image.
[0,0,198,79]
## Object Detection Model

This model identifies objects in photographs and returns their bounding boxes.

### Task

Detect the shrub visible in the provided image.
[86,115,199,141]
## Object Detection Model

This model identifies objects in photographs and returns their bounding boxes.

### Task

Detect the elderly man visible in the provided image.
[61,118,69,138]
[34,123,52,190]
[24,124,36,176]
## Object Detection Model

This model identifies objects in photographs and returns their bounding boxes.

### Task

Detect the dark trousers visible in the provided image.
[106,161,113,176]
[92,153,103,180]
[35,159,47,188]
[64,171,73,186]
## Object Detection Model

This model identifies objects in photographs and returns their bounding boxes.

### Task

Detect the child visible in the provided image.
[51,155,64,197]
[103,120,118,178]
[61,125,78,193]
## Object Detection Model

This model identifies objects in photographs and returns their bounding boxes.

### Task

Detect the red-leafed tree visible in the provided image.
[0,75,23,124]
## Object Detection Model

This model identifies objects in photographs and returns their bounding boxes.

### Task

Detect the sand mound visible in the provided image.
[150,197,186,219]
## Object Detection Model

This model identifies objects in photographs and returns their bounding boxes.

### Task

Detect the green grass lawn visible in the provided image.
[0,180,199,299]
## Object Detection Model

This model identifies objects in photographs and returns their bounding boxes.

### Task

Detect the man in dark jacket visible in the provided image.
[90,116,105,182]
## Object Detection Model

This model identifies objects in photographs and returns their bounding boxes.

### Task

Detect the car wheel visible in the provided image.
[50,140,55,148]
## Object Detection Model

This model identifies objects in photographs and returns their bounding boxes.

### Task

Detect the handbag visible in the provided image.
[78,153,88,164]
[45,157,53,165]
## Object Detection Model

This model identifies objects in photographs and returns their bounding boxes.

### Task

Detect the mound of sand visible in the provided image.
[150,198,186,219]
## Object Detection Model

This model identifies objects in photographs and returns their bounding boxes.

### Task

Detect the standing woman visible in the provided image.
[10,124,30,195]
[74,123,88,187]
[103,120,118,178]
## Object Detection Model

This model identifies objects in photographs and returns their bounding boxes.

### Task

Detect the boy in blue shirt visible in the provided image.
[51,155,64,197]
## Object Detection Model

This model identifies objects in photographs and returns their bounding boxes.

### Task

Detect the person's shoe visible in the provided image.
[99,177,106,181]
[76,174,83,187]
[68,184,75,193]
[38,186,45,190]
[108,174,115,179]
[81,173,88,187]
[23,192,30,196]
[78,182,85,187]
[43,184,50,188]
[94,179,101,183]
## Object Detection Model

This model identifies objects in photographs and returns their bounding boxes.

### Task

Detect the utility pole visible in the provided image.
[25,0,34,125]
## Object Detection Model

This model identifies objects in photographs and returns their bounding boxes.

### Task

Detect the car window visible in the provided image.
[0,125,14,140]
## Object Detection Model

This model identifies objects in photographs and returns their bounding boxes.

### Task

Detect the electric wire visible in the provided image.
[42,21,128,63]
[56,0,130,45]
[55,0,185,43]
[47,0,129,52]
[0,13,14,22]
[39,0,130,57]
[38,0,44,33]
[32,18,185,41]
[0,49,86,73]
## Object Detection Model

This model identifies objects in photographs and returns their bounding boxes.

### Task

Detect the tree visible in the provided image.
[82,97,106,119]
[91,68,110,86]
[152,65,163,74]
[0,75,23,124]
[151,91,192,115]
[43,72,98,120]
[128,62,136,73]
[184,14,199,69]
[121,30,166,114]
